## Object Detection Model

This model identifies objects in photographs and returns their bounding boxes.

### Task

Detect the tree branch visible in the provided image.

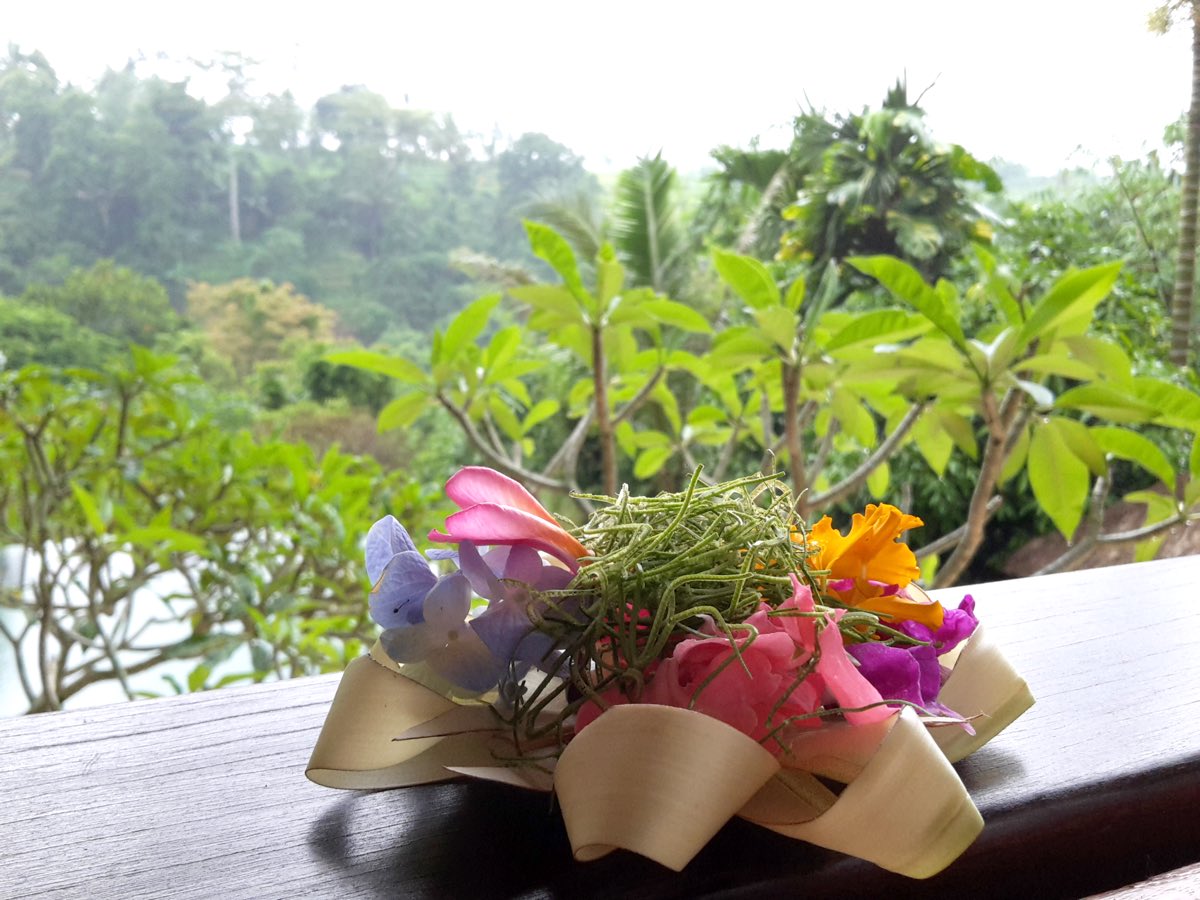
[808,402,927,510]
[915,495,1004,560]
[437,393,569,493]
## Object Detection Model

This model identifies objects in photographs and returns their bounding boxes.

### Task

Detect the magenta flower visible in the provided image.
[847,594,979,721]
[428,467,589,570]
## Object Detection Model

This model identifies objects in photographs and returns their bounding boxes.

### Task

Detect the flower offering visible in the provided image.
[308,466,1033,877]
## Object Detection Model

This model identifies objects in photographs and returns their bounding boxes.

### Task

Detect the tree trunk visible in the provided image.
[228,154,241,245]
[1169,7,1200,366]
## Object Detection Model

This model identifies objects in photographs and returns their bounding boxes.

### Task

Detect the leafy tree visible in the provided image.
[20,260,179,344]
[0,350,434,713]
[779,82,1001,282]
[0,297,119,369]
[186,278,336,377]
[701,81,1000,288]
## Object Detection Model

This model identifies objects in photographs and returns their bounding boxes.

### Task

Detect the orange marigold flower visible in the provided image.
[804,504,923,586]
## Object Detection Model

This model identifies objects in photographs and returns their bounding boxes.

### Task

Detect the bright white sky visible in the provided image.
[5,1,1193,175]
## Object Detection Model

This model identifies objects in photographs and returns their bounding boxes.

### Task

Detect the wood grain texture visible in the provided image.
[1091,860,1200,898]
[3,556,1199,899]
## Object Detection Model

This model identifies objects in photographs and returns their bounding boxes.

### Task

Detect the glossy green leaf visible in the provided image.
[615,421,637,457]
[831,389,876,448]
[936,409,978,460]
[1028,419,1090,539]
[1091,426,1176,490]
[596,247,625,309]
[522,399,559,433]
[325,350,427,385]
[825,309,930,352]
[712,248,779,309]
[1134,535,1168,563]
[709,326,777,369]
[1055,384,1158,423]
[847,256,966,348]
[489,395,523,442]
[443,294,499,357]
[484,326,521,373]
[784,276,806,312]
[866,461,890,498]
[70,481,107,536]
[634,445,673,479]
[999,423,1031,484]
[913,414,953,476]
[1061,336,1132,384]
[1127,377,1200,430]
[1014,351,1098,381]
[1191,433,1200,478]
[524,221,590,305]
[755,306,797,353]
[377,392,429,432]
[642,299,712,333]
[1015,263,1121,351]
[1051,417,1107,477]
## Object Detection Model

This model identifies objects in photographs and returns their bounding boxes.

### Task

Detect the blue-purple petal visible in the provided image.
[369,550,437,628]
[422,571,473,630]
[502,544,543,586]
[380,624,439,663]
[365,515,417,583]
[457,541,505,601]
[429,628,505,693]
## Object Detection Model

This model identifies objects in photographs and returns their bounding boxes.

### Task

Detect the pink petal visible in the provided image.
[429,503,587,570]
[815,612,893,726]
[444,467,558,525]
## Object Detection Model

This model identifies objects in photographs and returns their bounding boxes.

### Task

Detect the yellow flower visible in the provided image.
[802,504,943,628]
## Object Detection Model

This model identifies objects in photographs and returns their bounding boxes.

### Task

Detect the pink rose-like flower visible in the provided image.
[428,467,589,571]
[573,576,892,748]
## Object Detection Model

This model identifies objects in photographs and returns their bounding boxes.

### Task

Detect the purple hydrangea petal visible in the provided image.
[424,548,460,562]
[365,515,417,584]
[428,627,505,693]
[368,550,437,628]
[532,565,575,592]
[380,624,440,663]
[502,544,543,586]
[422,571,473,631]
[457,541,506,601]
[471,593,536,667]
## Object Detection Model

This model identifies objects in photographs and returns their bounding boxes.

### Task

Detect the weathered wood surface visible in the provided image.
[3,556,1199,899]
[1091,860,1200,898]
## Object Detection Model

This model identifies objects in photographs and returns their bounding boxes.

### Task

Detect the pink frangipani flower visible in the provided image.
[428,467,589,570]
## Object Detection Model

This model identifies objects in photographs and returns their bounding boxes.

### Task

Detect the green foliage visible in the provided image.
[993,154,1177,369]
[0,51,599,338]
[186,278,336,377]
[19,260,179,345]
[780,82,1000,281]
[0,297,120,369]
[0,350,435,712]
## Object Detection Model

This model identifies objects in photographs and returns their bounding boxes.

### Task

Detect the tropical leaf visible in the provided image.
[611,154,691,297]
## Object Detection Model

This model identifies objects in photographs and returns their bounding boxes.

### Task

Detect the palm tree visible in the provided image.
[1152,1,1200,367]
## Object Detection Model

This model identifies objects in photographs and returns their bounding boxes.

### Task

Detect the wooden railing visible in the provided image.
[3,556,1199,899]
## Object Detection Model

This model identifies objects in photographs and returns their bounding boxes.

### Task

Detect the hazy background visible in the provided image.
[6,1,1191,173]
